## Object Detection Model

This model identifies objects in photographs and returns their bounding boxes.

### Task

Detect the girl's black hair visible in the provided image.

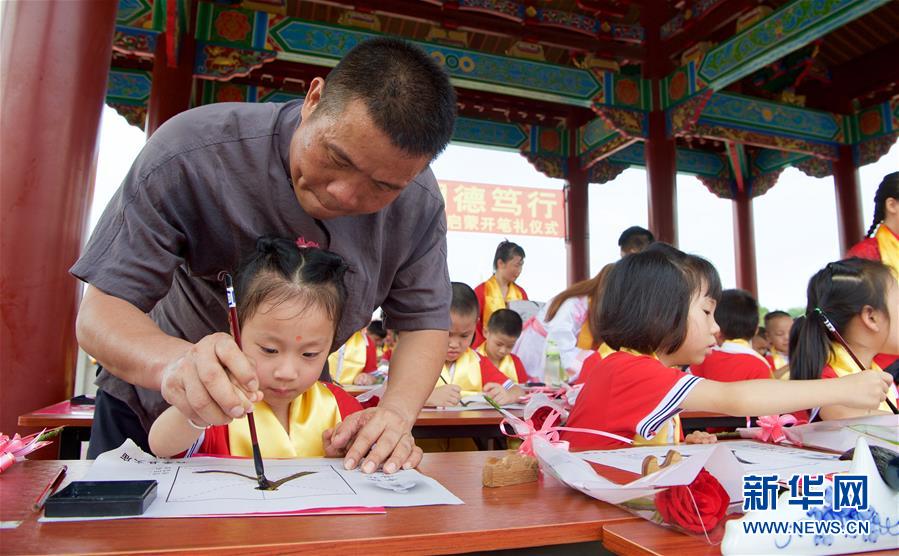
[493,240,525,270]
[716,289,760,341]
[791,258,894,380]
[233,236,349,334]
[598,243,721,354]
[866,171,899,237]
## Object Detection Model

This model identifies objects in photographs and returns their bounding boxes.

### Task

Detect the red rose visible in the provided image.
[528,406,554,431]
[655,469,729,534]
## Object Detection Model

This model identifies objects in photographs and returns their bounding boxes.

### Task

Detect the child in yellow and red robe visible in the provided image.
[790,257,899,420]
[847,171,899,373]
[473,241,527,348]
[148,237,374,460]
[328,329,379,385]
[426,283,525,407]
[763,310,793,379]
[477,309,528,384]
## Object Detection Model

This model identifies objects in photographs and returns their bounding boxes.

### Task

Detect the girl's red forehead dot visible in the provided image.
[295,335,302,343]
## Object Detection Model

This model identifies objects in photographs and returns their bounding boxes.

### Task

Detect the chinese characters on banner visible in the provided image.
[437,180,565,238]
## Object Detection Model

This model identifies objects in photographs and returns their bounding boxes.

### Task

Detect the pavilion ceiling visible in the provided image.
[107,0,899,200]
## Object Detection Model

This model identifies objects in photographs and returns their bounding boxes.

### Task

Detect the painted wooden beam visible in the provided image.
[697,0,889,91]
[294,0,646,60]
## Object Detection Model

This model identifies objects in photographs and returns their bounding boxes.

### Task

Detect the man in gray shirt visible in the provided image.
[72,38,455,473]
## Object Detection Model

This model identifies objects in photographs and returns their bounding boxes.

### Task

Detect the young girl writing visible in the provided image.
[149,237,372,459]
[790,258,899,420]
[562,244,893,451]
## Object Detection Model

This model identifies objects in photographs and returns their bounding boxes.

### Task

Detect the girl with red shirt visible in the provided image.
[563,244,893,451]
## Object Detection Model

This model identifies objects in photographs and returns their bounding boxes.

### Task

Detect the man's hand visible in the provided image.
[324,405,422,473]
[160,332,260,426]
[426,384,462,407]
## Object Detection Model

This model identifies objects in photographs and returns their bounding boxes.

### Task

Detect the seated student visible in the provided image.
[147,238,401,460]
[764,310,794,379]
[474,240,528,347]
[513,264,614,383]
[751,326,769,357]
[379,328,397,364]
[477,309,528,384]
[562,244,892,451]
[367,319,388,359]
[618,225,655,258]
[790,258,899,420]
[426,283,525,407]
[328,327,379,386]
[690,289,772,381]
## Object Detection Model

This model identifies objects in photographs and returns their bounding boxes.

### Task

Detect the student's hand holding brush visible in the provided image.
[838,369,894,411]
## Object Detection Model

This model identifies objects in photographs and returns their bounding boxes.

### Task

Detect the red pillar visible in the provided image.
[646,109,678,245]
[145,29,196,137]
[643,11,677,245]
[732,192,758,297]
[833,144,863,254]
[0,1,117,435]
[565,154,590,284]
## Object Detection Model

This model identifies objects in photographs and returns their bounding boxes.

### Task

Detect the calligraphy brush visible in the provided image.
[814,307,899,415]
[223,273,272,489]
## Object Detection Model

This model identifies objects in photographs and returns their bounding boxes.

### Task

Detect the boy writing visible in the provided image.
[426,283,525,407]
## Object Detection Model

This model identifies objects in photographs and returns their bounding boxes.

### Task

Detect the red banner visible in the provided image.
[437,180,565,238]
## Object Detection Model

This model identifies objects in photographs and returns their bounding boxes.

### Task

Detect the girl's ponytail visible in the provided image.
[791,259,893,380]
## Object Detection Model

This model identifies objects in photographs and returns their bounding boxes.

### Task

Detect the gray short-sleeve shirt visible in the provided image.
[71,100,451,430]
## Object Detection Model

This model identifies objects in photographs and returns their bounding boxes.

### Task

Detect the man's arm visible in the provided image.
[76,285,190,390]
[76,285,257,425]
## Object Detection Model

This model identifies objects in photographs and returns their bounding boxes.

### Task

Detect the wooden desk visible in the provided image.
[412,408,524,449]
[340,384,381,396]
[602,518,899,556]
[19,403,524,457]
[17,401,94,459]
[1,451,637,555]
[18,399,756,459]
[603,520,723,556]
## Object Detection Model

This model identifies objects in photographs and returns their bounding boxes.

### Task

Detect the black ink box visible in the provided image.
[44,480,157,517]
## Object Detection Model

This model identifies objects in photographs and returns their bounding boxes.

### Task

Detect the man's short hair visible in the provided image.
[316,37,456,159]
[451,282,479,318]
[716,289,759,341]
[486,309,523,338]
[618,226,655,254]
